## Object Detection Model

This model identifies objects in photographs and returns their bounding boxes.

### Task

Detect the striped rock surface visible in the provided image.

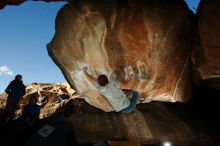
[48,0,194,111]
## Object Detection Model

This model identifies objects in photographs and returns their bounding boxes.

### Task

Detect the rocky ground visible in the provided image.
[0,82,76,119]
[0,84,220,146]
[0,82,82,146]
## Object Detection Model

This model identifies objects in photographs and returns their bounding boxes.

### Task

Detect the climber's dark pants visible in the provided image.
[120,91,139,113]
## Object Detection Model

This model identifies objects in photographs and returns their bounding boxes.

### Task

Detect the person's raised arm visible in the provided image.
[83,67,97,84]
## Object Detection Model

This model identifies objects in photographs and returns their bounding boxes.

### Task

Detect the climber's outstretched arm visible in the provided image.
[83,67,97,84]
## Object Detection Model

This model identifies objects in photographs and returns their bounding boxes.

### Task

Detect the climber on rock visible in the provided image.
[82,67,141,113]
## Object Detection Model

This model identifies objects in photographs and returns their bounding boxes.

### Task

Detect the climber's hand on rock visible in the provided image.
[83,67,88,73]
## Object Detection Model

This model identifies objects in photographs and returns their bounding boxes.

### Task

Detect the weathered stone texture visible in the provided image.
[0,83,75,118]
[192,0,220,80]
[67,103,197,145]
[48,0,194,111]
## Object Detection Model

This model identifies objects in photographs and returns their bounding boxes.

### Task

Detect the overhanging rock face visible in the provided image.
[47,0,194,111]
[192,0,220,81]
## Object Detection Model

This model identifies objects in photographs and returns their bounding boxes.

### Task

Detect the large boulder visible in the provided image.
[47,0,194,111]
[192,0,220,84]
[24,82,75,118]
[67,103,199,145]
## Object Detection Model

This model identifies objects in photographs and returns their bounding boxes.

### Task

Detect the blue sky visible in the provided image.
[0,1,67,92]
[185,0,201,13]
[0,0,200,92]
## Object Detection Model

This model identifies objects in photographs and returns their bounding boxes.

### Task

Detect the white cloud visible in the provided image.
[0,66,14,76]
